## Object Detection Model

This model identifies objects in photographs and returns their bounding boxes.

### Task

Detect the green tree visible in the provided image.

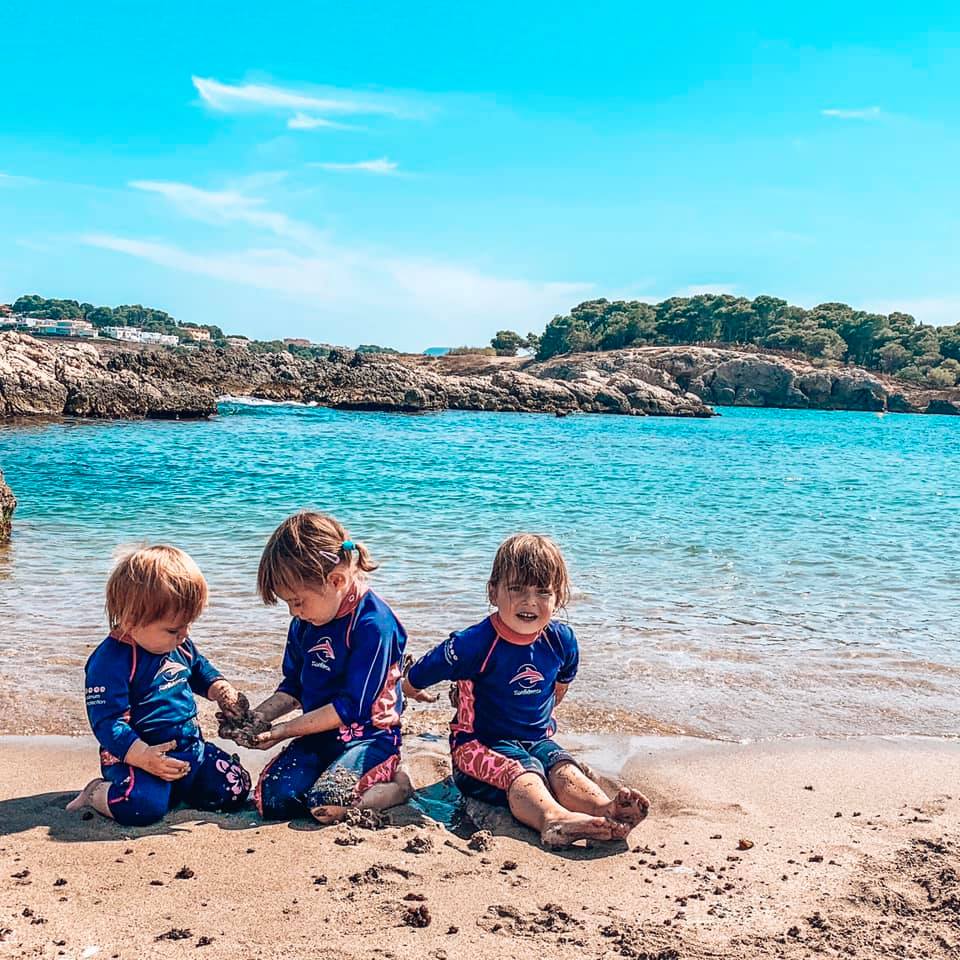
[536,314,596,360]
[763,322,846,359]
[877,342,911,373]
[490,330,525,356]
[927,364,958,388]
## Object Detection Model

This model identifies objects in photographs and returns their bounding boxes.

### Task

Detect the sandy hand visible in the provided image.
[248,722,286,750]
[212,683,248,720]
[216,692,271,747]
[128,740,190,781]
[401,654,438,703]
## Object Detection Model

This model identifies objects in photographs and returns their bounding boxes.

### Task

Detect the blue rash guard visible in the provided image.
[407,614,579,746]
[275,589,407,740]
[254,589,408,819]
[84,634,223,761]
[82,633,251,827]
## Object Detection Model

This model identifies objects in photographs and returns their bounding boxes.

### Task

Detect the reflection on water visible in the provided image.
[0,404,958,740]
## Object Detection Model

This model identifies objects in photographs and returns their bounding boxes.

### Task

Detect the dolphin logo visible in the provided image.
[308,639,336,660]
[156,658,189,681]
[510,664,545,687]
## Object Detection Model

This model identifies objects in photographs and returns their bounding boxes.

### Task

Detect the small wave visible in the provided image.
[217,395,317,409]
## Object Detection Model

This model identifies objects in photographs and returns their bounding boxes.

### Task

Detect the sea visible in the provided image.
[0,402,957,742]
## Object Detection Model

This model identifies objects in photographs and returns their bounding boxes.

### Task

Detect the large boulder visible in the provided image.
[0,332,216,418]
[0,334,69,415]
[606,345,916,413]
[525,355,713,417]
[0,468,14,542]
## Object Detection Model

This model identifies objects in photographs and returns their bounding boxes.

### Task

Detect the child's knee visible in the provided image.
[111,791,170,827]
[255,777,302,820]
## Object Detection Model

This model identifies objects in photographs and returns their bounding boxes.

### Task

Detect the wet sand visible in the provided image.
[1,731,957,959]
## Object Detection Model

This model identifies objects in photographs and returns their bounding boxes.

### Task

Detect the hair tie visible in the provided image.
[341,540,355,551]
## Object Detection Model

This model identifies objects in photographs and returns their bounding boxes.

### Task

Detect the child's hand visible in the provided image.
[126,740,191,781]
[248,721,288,750]
[209,680,248,720]
[402,676,438,703]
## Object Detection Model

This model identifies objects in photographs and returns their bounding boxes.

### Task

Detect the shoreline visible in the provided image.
[1,733,957,959]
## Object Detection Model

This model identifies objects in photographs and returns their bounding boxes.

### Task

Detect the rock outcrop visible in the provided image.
[0,333,216,418]
[527,346,959,415]
[0,333,712,419]
[0,468,14,542]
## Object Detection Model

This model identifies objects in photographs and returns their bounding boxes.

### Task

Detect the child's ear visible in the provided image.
[328,571,348,591]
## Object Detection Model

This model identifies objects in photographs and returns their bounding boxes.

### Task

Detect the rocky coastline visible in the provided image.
[0,331,712,421]
[2,332,958,426]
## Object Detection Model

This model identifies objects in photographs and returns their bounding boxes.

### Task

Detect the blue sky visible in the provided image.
[1,2,959,350]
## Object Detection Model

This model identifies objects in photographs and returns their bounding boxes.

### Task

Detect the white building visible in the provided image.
[102,325,141,341]
[102,326,179,347]
[16,317,97,338]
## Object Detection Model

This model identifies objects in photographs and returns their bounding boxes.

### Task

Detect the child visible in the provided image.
[67,546,251,826]
[247,511,411,823]
[403,533,649,847]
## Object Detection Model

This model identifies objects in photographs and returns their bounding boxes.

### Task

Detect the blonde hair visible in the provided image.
[106,545,208,631]
[257,511,378,605]
[487,533,571,608]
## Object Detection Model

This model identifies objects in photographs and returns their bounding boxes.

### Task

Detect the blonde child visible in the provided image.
[247,511,411,823]
[403,533,649,847]
[67,546,251,825]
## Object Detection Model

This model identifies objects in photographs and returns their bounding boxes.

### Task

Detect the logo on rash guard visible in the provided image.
[308,638,335,671]
[510,664,545,693]
[156,657,189,691]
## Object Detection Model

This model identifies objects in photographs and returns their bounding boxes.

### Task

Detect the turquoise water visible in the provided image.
[0,403,958,740]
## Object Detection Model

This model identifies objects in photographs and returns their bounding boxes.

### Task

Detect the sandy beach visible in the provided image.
[1,724,957,960]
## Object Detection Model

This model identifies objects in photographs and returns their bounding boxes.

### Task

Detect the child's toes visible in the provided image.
[612,787,650,824]
[541,814,617,848]
[609,818,632,839]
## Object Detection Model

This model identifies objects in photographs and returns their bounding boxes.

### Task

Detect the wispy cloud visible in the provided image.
[287,112,358,131]
[192,76,423,129]
[0,171,40,186]
[82,231,590,345]
[821,106,882,120]
[82,178,590,345]
[129,180,325,248]
[310,158,399,175]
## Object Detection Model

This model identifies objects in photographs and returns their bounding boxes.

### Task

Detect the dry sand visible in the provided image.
[0,732,957,959]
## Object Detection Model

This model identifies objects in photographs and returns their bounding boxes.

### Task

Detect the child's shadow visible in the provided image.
[457,792,633,861]
[286,777,631,860]
[0,792,261,843]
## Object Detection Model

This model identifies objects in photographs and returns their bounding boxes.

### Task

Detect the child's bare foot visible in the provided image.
[65,778,108,814]
[310,803,348,824]
[604,787,650,826]
[540,811,621,848]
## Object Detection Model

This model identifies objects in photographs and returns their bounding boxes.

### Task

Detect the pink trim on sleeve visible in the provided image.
[479,636,500,673]
[450,680,476,736]
[370,661,402,728]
